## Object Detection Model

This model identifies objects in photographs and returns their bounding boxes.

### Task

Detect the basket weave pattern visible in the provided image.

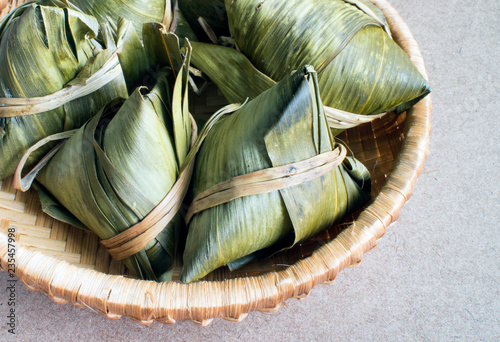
[0,0,431,325]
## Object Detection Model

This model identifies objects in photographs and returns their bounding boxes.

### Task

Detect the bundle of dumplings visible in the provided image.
[0,0,429,283]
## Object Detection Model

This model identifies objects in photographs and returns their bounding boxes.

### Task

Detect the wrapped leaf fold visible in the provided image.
[54,0,168,35]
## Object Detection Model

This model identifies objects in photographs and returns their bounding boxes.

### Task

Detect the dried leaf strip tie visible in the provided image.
[324,107,387,130]
[0,51,122,118]
[100,162,193,260]
[87,114,197,261]
[186,144,348,224]
[12,130,79,192]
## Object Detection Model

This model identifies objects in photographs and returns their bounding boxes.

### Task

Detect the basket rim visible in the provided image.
[0,0,432,326]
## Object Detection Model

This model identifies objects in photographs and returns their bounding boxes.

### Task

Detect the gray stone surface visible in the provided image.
[1,0,499,340]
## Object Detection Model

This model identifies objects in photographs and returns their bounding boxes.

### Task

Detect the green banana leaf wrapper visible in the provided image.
[55,0,166,36]
[190,0,430,123]
[31,24,193,281]
[180,66,371,283]
[175,7,199,45]
[41,0,198,42]
[0,2,128,179]
[178,0,229,41]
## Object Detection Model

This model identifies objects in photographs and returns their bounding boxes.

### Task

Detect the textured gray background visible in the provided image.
[1,0,499,340]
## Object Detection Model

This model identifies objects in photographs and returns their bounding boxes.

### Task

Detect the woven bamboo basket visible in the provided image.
[0,0,431,325]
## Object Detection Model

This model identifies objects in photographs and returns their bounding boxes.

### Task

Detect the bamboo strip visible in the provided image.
[65,226,83,254]
[0,197,25,213]
[28,248,81,265]
[0,208,36,225]
[18,235,66,251]
[0,191,15,201]
[79,231,100,266]
[6,222,51,239]
[50,220,69,241]
[94,245,111,274]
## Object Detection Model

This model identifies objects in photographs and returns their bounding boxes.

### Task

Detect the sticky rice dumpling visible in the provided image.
[181,66,371,283]
[189,0,430,131]
[0,2,128,179]
[18,24,194,281]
